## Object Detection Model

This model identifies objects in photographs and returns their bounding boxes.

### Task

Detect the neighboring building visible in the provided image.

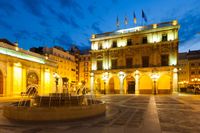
[69,46,81,84]
[30,46,77,93]
[0,39,57,97]
[90,20,180,94]
[79,51,91,88]
[178,50,200,89]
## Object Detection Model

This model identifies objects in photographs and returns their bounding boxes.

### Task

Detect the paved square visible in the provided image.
[0,95,199,133]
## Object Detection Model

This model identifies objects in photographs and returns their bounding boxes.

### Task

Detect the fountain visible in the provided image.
[3,85,106,121]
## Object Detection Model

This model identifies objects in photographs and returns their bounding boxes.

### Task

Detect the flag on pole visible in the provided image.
[116,16,120,28]
[133,12,137,24]
[142,10,147,22]
[124,16,128,26]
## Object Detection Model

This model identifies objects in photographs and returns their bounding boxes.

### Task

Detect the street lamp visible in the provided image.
[102,72,109,95]
[151,70,160,95]
[53,73,60,93]
[191,78,200,86]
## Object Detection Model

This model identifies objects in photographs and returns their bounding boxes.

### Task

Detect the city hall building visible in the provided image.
[90,20,180,94]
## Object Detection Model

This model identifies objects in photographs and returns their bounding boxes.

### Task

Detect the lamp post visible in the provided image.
[53,73,59,93]
[191,78,200,87]
[102,72,109,95]
[151,70,160,95]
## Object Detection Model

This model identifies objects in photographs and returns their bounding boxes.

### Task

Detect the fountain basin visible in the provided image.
[3,102,105,121]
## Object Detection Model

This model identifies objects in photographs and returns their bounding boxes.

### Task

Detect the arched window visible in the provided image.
[27,72,39,87]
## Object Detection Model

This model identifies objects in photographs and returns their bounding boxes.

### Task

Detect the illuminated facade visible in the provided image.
[90,20,180,94]
[0,39,57,97]
[79,52,91,88]
[30,46,77,93]
[178,50,200,89]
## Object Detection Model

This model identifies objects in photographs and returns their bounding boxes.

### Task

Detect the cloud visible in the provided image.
[46,6,80,29]
[0,1,17,16]
[0,19,13,30]
[13,30,31,40]
[21,0,45,17]
[179,34,200,52]
[55,33,74,49]
[59,0,84,19]
[88,4,96,14]
[91,22,102,33]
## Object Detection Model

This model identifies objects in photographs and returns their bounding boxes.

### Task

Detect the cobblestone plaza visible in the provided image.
[0,95,200,133]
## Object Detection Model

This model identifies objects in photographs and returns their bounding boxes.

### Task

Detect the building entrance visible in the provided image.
[127,81,135,94]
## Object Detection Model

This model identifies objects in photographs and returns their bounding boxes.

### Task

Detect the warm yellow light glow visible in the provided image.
[169,55,177,66]
[44,69,50,94]
[153,24,157,29]
[103,40,110,49]
[172,20,178,26]
[102,72,109,81]
[168,32,175,41]
[117,39,126,47]
[13,63,22,95]
[91,42,98,50]
[92,34,96,39]
[116,26,143,34]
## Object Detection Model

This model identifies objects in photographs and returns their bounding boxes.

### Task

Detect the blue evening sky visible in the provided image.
[0,0,200,52]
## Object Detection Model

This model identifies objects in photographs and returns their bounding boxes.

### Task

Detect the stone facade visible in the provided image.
[0,40,57,96]
[90,20,180,94]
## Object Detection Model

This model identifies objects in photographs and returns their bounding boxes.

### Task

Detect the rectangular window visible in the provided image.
[97,60,103,70]
[142,37,147,44]
[162,34,168,42]
[161,54,169,66]
[126,58,132,68]
[98,42,102,50]
[142,56,149,67]
[127,39,132,46]
[112,41,117,48]
[111,59,117,69]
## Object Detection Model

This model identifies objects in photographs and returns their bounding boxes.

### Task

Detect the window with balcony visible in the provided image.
[162,34,168,42]
[98,42,102,50]
[127,39,132,46]
[142,56,149,67]
[112,41,117,48]
[161,54,169,66]
[111,59,117,69]
[97,60,103,70]
[142,37,147,44]
[126,58,132,68]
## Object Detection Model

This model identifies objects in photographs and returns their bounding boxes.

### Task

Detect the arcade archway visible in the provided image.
[124,75,135,94]
[0,70,3,95]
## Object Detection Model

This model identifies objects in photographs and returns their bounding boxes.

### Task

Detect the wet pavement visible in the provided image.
[0,94,200,133]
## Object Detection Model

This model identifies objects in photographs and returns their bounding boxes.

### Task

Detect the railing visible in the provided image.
[94,21,177,38]
[95,64,174,71]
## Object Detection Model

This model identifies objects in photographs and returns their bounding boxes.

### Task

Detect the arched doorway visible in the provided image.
[124,75,135,94]
[0,70,3,95]
[27,72,39,87]
[109,77,115,94]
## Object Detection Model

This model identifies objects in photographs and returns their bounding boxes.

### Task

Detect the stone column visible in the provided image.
[173,68,178,93]
[134,70,140,94]
[118,71,125,94]
[90,72,94,95]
